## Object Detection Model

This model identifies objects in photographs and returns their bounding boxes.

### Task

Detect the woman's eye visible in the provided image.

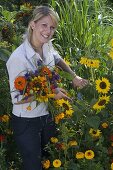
[42,24,47,27]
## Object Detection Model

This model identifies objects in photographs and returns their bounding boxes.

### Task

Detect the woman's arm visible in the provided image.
[57,58,88,88]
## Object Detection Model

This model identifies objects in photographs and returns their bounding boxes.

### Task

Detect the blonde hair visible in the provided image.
[27,5,59,41]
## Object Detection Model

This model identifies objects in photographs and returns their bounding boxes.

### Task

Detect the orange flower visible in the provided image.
[41,66,52,77]
[14,76,26,90]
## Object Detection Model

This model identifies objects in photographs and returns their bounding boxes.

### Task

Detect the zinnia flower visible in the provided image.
[84,150,95,159]
[53,159,61,168]
[14,76,27,90]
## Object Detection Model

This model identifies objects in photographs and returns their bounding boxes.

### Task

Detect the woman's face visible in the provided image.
[31,15,56,46]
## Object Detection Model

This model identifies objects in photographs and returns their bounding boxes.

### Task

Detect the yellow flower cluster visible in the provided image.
[42,159,62,169]
[80,57,100,68]
[93,77,111,110]
[75,150,95,160]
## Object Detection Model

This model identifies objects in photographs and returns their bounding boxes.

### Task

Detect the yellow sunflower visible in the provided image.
[89,128,102,138]
[84,150,95,159]
[56,99,74,117]
[93,95,110,110]
[80,57,88,65]
[75,152,84,159]
[53,159,61,168]
[92,59,100,68]
[42,160,50,169]
[95,77,110,94]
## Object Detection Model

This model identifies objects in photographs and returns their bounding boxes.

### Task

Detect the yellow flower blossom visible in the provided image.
[85,150,95,159]
[75,152,84,159]
[50,137,58,143]
[53,159,61,168]
[42,160,50,169]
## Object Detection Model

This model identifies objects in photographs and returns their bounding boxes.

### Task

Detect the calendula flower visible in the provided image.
[93,95,110,110]
[68,140,78,146]
[1,114,9,122]
[42,160,50,169]
[14,76,27,90]
[84,150,95,159]
[89,128,102,138]
[53,159,61,168]
[50,137,58,143]
[101,122,108,128]
[95,77,110,94]
[75,152,84,159]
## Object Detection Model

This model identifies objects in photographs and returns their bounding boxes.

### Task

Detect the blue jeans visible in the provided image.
[11,114,56,170]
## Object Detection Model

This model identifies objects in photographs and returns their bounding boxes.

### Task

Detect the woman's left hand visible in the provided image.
[72,75,88,89]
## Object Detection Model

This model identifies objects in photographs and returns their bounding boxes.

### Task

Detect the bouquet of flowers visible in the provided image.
[14,64,61,108]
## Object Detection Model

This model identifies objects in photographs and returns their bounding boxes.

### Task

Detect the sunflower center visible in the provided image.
[42,91,46,96]
[63,103,69,110]
[100,82,106,89]
[92,130,97,134]
[98,99,106,106]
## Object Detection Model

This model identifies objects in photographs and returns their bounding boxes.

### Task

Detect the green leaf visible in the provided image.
[0,48,10,62]
[86,115,101,129]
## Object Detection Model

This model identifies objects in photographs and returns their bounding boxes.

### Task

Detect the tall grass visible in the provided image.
[51,0,113,61]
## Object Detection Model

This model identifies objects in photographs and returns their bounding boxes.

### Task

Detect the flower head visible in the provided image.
[95,77,110,94]
[84,150,95,159]
[53,159,61,168]
[42,160,50,169]
[75,152,84,159]
[14,76,27,90]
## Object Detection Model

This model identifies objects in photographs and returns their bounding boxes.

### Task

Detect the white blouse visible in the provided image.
[6,38,61,118]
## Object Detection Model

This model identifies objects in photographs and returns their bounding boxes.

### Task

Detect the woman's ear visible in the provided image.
[30,21,35,30]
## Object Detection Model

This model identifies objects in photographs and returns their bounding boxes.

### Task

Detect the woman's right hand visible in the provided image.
[54,88,72,101]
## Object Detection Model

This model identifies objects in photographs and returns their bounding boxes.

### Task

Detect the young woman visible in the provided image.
[6,5,88,170]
